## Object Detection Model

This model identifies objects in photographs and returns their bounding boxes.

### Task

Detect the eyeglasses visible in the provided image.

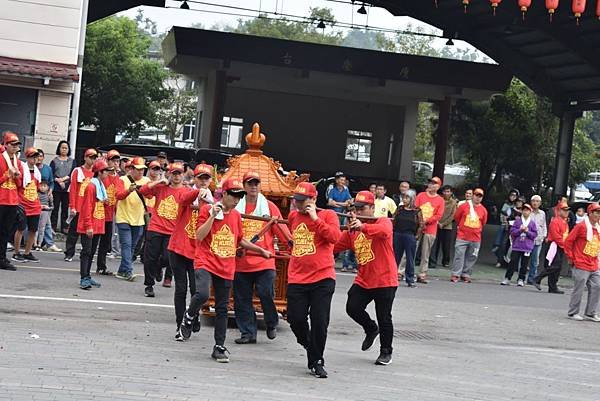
[7,142,20,146]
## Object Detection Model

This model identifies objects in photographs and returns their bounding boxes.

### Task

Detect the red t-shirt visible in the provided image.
[415,192,445,236]
[564,221,600,272]
[168,189,207,260]
[547,216,569,249]
[236,200,291,273]
[454,202,488,242]
[139,183,189,235]
[288,209,341,284]
[0,152,23,206]
[69,166,94,213]
[77,181,106,235]
[102,174,121,223]
[334,218,398,289]
[194,204,244,280]
[19,174,41,217]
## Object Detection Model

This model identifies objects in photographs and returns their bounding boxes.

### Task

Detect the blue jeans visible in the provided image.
[527,244,542,283]
[342,250,357,269]
[117,223,143,275]
[393,231,416,284]
[233,269,278,339]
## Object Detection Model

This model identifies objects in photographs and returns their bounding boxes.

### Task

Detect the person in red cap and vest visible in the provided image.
[12,147,42,263]
[139,162,189,297]
[64,148,97,262]
[96,149,121,275]
[287,181,341,379]
[168,163,214,341]
[78,159,111,289]
[0,132,23,270]
[178,178,271,363]
[334,190,398,366]
[233,171,292,345]
[564,202,600,322]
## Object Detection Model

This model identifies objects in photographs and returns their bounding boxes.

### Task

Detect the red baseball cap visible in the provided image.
[474,188,485,196]
[522,203,533,211]
[293,182,317,201]
[168,162,185,174]
[221,178,246,194]
[84,148,98,158]
[3,132,20,145]
[24,147,40,158]
[130,156,146,169]
[587,203,600,214]
[243,171,261,183]
[354,190,375,207]
[148,160,162,169]
[558,202,570,210]
[429,176,442,186]
[92,159,110,173]
[194,164,213,177]
[106,150,120,160]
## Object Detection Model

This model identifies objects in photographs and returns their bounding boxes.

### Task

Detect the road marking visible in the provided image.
[0,294,172,308]
[14,264,146,277]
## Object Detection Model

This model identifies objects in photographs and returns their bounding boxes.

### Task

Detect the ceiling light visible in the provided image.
[357,3,367,14]
[180,1,190,10]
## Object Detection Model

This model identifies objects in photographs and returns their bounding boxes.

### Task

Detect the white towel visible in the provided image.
[2,150,18,170]
[583,215,600,241]
[21,162,41,187]
[236,193,271,218]
[467,200,478,219]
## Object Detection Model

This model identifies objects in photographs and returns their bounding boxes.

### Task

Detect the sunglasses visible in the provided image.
[226,190,245,199]
[7,142,21,146]
[88,155,98,159]
[171,171,182,175]
[474,193,483,197]
[151,167,162,171]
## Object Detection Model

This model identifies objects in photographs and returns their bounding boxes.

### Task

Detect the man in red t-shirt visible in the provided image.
[13,147,42,263]
[233,171,292,345]
[287,182,341,379]
[178,178,271,363]
[0,131,23,271]
[414,176,445,283]
[64,148,97,262]
[139,162,189,297]
[450,187,488,283]
[564,203,600,321]
[96,149,122,275]
[334,190,397,366]
[534,202,570,294]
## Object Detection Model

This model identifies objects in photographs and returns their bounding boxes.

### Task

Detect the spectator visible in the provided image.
[50,140,76,233]
[374,184,397,218]
[393,180,413,205]
[451,188,488,282]
[527,195,547,284]
[392,191,422,287]
[96,150,121,275]
[156,151,168,169]
[501,203,538,287]
[36,149,53,193]
[547,195,577,229]
[414,177,445,284]
[429,185,457,269]
[457,187,473,206]
[492,189,519,266]
[35,180,62,252]
[327,171,356,273]
[575,207,586,224]
[368,183,377,195]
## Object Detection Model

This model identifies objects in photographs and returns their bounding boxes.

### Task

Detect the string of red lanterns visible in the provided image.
[518,0,532,20]
[573,0,587,25]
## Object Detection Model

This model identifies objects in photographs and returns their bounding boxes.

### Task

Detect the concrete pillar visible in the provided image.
[397,101,418,181]
[196,70,227,150]
[193,78,206,148]
[433,97,451,180]
[552,111,580,199]
[208,70,227,149]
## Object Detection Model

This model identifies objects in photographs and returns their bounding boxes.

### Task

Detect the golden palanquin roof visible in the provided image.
[221,123,308,198]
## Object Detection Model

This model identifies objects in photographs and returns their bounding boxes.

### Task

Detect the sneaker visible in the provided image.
[155,269,163,283]
[549,288,564,294]
[64,256,73,262]
[407,282,417,288]
[89,278,101,288]
[115,272,136,281]
[491,246,499,253]
[351,268,358,274]
[47,245,63,252]
[517,279,525,287]
[174,328,184,342]
[461,276,472,283]
[450,275,459,283]
[23,253,39,263]
[80,278,92,290]
[500,278,510,286]
[33,245,42,251]
[568,314,584,321]
[361,329,379,351]
[266,327,277,340]
[416,275,428,284]
[179,313,193,340]
[162,278,172,288]
[584,314,600,322]
[12,253,25,262]
[495,262,501,268]
[375,352,393,366]
[340,267,348,272]
[95,267,113,276]
[192,314,201,333]
[7,243,14,252]
[0,259,17,271]
[211,345,230,363]
[310,362,327,378]
[144,286,155,297]
[533,281,542,291]
[234,336,257,344]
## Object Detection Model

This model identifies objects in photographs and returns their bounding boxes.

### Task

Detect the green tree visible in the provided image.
[154,74,197,146]
[80,16,169,143]
[570,113,600,188]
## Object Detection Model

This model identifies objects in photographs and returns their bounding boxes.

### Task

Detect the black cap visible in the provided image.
[334,171,345,178]
[157,151,167,158]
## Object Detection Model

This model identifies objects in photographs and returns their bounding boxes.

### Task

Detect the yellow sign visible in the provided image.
[185,210,198,239]
[291,223,316,257]
[420,202,434,221]
[464,214,481,229]
[157,194,178,220]
[106,183,116,206]
[583,235,600,257]
[23,181,38,202]
[354,232,375,265]
[210,224,236,258]
[242,218,264,242]
[93,201,105,220]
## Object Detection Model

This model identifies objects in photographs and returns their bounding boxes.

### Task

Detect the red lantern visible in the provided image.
[490,0,502,15]
[572,0,586,24]
[463,0,470,13]
[546,0,560,22]
[518,0,532,20]
[597,0,600,19]
[434,0,438,8]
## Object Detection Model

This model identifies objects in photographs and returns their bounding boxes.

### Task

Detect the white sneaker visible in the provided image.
[568,314,584,321]
[500,278,510,286]
[47,244,63,252]
[495,262,501,268]
[584,314,600,322]
[517,279,524,287]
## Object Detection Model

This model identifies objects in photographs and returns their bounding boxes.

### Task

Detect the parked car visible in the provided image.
[97,144,232,167]
[567,183,593,202]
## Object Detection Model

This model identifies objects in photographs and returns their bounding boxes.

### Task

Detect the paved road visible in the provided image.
[1,251,599,401]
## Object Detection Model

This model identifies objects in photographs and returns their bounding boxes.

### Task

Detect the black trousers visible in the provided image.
[429,228,453,267]
[64,213,79,258]
[97,221,113,270]
[169,251,196,326]
[187,269,232,346]
[536,244,564,291]
[51,191,69,231]
[80,234,101,279]
[346,284,397,353]
[505,250,531,281]
[287,278,335,368]
[0,205,16,262]
[233,269,278,339]
[143,231,171,287]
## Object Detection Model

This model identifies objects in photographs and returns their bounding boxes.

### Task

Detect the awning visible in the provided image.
[0,56,79,82]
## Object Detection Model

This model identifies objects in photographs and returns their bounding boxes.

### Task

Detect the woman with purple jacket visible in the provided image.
[501,203,538,287]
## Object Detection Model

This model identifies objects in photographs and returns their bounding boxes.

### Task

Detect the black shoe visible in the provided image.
[310,362,328,378]
[12,253,25,263]
[179,313,193,340]
[375,351,393,365]
[192,314,201,333]
[533,281,542,291]
[234,336,257,344]
[266,327,277,340]
[155,268,163,283]
[0,259,16,271]
[211,345,230,363]
[549,288,565,294]
[361,329,379,351]
[144,286,155,297]
[407,282,417,288]
[174,327,184,342]
[96,267,113,276]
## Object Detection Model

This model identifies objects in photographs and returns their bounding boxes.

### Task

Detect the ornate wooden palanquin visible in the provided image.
[202,123,309,318]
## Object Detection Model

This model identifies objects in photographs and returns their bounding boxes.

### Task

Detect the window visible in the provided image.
[345,130,372,163]
[221,116,244,149]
